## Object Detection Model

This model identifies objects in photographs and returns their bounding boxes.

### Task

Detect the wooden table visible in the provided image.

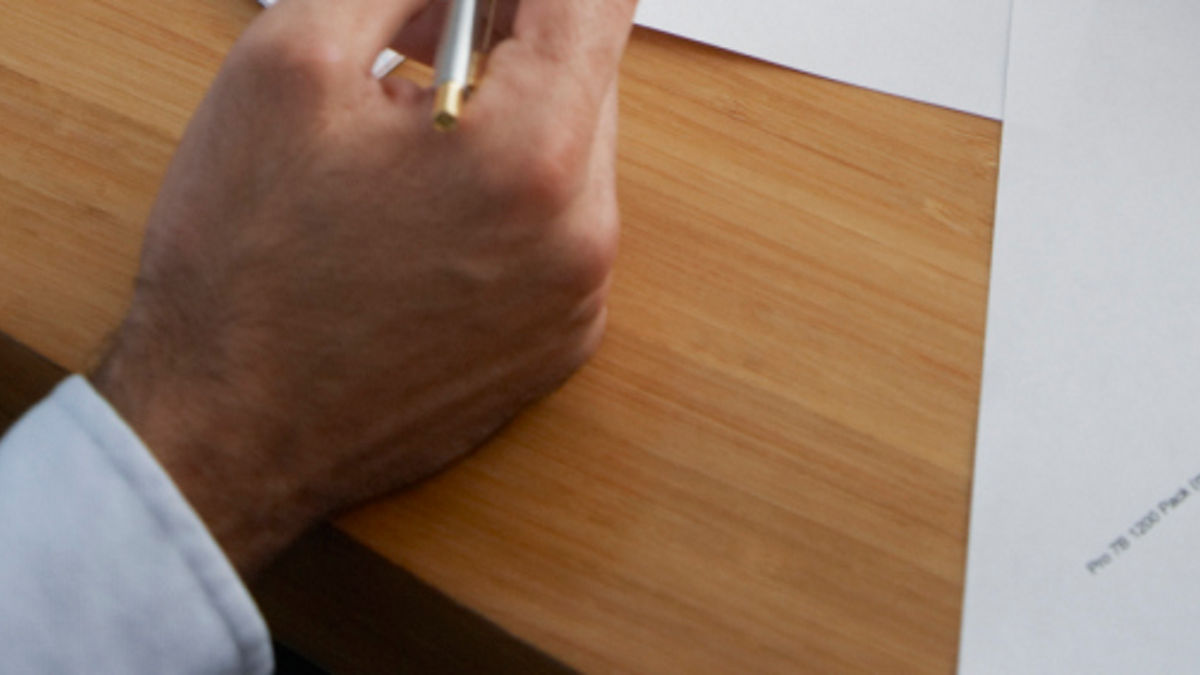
[0,0,1000,671]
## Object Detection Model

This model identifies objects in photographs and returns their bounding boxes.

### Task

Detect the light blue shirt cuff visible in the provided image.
[0,375,273,673]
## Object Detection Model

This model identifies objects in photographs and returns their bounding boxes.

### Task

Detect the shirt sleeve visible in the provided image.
[0,375,274,674]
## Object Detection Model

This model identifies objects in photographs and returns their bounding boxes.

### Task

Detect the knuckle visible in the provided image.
[267,41,340,89]
[569,214,620,292]
[490,126,589,213]
[522,155,576,212]
[229,21,341,99]
[543,209,620,302]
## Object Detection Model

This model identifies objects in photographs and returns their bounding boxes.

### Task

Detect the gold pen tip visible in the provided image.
[434,111,459,132]
[433,82,466,132]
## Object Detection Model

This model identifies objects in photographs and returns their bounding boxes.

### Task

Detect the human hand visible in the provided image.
[91,0,638,576]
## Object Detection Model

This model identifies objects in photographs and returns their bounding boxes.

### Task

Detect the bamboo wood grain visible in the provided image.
[0,0,999,671]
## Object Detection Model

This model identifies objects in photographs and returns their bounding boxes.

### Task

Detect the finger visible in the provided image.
[578,78,621,242]
[278,0,435,66]
[391,0,519,66]
[591,79,620,202]
[507,0,638,101]
[388,2,445,64]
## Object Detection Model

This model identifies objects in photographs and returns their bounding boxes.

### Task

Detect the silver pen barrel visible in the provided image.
[433,0,478,130]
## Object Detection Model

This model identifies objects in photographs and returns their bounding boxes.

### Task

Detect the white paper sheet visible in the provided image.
[960,1,1200,671]
[635,0,1013,119]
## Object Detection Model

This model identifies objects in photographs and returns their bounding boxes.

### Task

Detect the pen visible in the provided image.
[432,0,478,131]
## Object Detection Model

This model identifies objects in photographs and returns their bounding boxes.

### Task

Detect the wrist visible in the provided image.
[91,327,323,577]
